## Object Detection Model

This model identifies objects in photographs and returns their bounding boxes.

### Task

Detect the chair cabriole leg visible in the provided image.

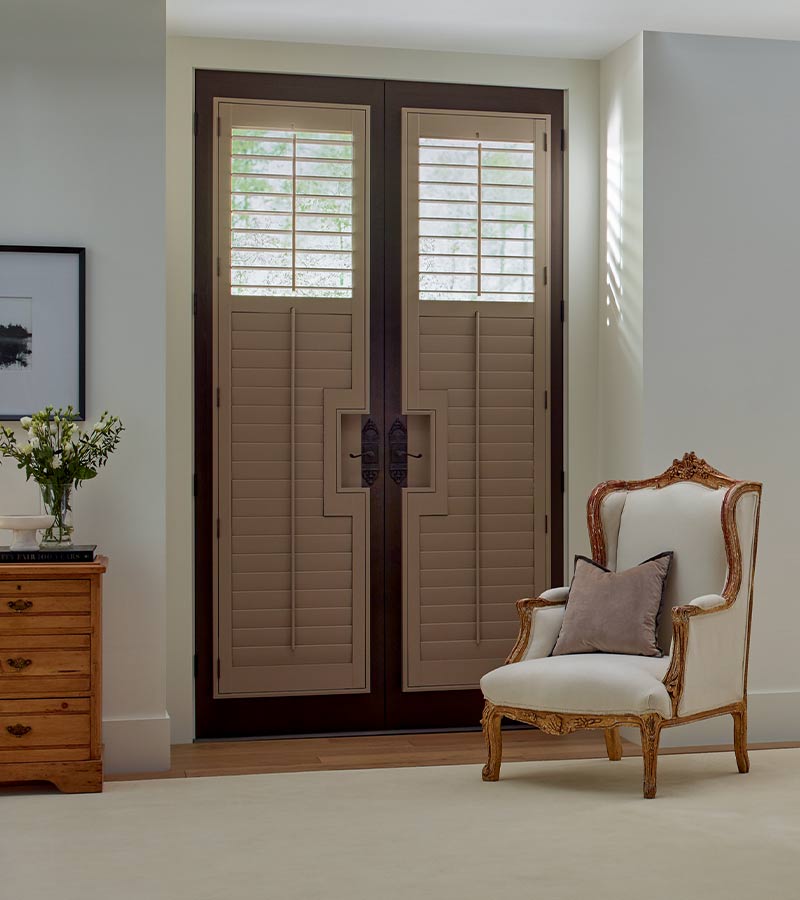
[639,714,663,799]
[481,702,503,782]
[732,703,749,774]
[604,726,623,761]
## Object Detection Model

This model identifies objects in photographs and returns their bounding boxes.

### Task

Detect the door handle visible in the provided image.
[356,418,381,487]
[388,418,411,486]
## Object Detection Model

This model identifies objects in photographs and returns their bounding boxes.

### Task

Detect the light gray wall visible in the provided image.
[598,35,644,480]
[643,31,800,743]
[0,0,168,771]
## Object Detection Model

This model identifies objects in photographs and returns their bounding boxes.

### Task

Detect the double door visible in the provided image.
[194,72,564,738]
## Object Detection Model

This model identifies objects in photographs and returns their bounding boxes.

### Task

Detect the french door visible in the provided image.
[195,71,564,738]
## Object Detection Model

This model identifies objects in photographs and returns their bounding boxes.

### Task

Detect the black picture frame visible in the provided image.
[0,245,86,420]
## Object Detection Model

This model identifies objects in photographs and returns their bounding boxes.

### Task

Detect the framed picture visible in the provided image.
[0,246,85,420]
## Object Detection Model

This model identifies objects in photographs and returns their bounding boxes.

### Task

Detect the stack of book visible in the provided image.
[0,545,97,563]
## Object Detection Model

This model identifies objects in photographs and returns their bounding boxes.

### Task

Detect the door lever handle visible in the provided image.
[388,418,420,486]
[355,419,380,486]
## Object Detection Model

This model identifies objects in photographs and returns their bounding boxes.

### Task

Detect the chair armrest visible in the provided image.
[663,593,742,717]
[505,587,569,664]
[688,594,728,611]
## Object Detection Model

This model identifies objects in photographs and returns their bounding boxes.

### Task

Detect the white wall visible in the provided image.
[643,31,800,744]
[598,36,644,480]
[166,37,601,742]
[0,0,169,772]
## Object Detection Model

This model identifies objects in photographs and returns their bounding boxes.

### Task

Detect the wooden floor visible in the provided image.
[108,730,799,781]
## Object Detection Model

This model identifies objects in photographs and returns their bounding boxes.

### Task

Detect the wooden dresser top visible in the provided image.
[0,556,108,578]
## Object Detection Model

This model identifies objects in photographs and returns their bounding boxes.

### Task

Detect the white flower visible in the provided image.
[52,457,62,469]
[20,416,32,428]
[29,436,40,449]
[20,444,32,455]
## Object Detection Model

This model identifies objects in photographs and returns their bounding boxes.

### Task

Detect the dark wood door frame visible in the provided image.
[194,70,564,739]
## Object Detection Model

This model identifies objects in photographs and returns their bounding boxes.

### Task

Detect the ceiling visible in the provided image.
[166,0,800,60]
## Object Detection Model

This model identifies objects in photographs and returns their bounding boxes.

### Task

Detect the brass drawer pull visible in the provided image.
[7,599,33,612]
[6,657,33,671]
[6,724,32,738]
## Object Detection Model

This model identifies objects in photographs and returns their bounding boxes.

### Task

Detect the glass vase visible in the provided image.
[39,481,74,547]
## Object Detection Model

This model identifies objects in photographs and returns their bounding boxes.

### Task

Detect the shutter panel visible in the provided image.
[416,314,534,682]
[216,101,370,697]
[403,109,550,691]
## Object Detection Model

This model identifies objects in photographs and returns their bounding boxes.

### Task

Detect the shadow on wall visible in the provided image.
[605,99,641,373]
[600,83,644,482]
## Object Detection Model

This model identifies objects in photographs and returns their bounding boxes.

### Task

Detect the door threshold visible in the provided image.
[195,723,529,743]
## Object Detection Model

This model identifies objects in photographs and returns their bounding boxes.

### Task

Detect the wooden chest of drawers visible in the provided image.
[0,559,106,793]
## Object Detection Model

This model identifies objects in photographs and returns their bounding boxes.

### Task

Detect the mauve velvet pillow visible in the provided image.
[551,553,673,658]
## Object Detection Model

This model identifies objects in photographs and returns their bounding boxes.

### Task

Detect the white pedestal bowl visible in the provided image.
[0,516,57,551]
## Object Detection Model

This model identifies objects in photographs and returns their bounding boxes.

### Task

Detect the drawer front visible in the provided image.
[0,634,91,695]
[0,581,91,633]
[0,698,90,762]
[0,579,90,596]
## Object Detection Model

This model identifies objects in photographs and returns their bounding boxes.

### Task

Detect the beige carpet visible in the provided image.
[2,749,799,900]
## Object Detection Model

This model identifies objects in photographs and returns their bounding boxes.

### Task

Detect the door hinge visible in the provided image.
[561,128,566,152]
[543,266,548,286]
[217,116,221,137]
[216,386,220,407]
[216,658,221,679]
[543,132,548,152]
[545,514,549,534]
[560,470,565,494]
[544,390,548,410]
[560,299,565,323]
[193,111,198,136]
[193,473,198,497]
[216,518,220,539]
[193,653,198,678]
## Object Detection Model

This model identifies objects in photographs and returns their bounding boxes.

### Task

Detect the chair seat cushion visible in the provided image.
[480,654,672,717]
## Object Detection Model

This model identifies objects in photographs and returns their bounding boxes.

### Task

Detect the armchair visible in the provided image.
[480,452,761,798]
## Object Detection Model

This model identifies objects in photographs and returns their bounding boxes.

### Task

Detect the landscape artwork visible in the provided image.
[0,297,32,370]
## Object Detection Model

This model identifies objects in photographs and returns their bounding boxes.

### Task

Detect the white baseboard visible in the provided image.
[103,713,172,774]
[621,690,800,748]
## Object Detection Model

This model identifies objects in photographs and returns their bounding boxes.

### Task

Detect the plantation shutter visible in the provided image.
[403,109,551,690]
[215,101,371,697]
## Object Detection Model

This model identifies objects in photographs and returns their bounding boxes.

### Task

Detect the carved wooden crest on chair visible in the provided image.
[480,452,762,798]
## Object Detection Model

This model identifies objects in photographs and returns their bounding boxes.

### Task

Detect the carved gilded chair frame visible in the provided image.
[482,453,762,798]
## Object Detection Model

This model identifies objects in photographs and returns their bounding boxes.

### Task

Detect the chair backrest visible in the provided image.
[587,453,761,655]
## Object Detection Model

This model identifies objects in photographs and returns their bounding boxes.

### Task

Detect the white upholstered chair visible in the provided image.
[480,453,762,798]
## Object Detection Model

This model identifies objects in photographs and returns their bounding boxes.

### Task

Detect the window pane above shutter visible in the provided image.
[229,126,356,299]
[416,131,537,302]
